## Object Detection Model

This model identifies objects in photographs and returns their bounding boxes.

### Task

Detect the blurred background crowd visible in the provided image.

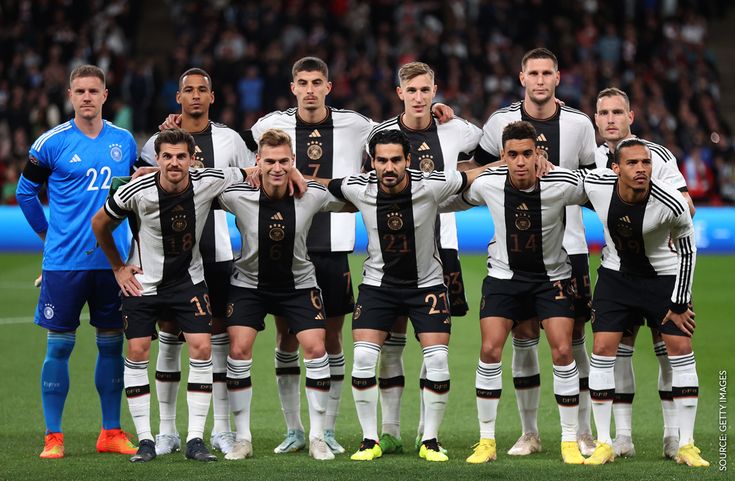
[1,0,733,205]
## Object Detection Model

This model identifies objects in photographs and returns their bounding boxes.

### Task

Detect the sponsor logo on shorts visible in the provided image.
[590,308,596,323]
[225,303,234,318]
[353,304,362,320]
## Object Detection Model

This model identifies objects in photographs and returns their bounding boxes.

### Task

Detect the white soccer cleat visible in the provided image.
[578,432,597,457]
[507,432,542,456]
[211,431,236,455]
[663,436,679,459]
[309,437,335,460]
[224,440,253,460]
[154,432,181,455]
[273,429,306,454]
[324,429,345,454]
[613,435,636,457]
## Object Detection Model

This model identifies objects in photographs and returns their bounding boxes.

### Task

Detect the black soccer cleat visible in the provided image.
[185,437,218,462]
[130,439,156,463]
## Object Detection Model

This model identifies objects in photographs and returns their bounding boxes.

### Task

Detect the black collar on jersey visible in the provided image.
[296,106,332,126]
[398,113,436,132]
[521,100,560,122]
[614,178,651,206]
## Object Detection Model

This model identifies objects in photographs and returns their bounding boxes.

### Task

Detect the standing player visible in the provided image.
[582,139,708,467]
[92,128,247,463]
[138,68,254,456]
[459,122,587,465]
[473,48,598,456]
[367,61,482,452]
[594,87,695,458]
[16,64,138,459]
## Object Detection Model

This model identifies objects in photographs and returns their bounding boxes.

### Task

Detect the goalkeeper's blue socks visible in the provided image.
[95,332,125,430]
[41,332,75,433]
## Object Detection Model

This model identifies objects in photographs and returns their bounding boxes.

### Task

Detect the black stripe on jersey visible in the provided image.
[306,180,327,192]
[368,117,399,141]
[158,180,197,290]
[540,171,580,186]
[522,105,561,166]
[242,129,258,153]
[190,168,226,180]
[399,117,446,172]
[192,124,218,263]
[642,140,674,162]
[224,183,259,193]
[328,179,346,200]
[377,178,419,287]
[560,105,593,121]
[257,192,296,289]
[674,235,695,304]
[607,184,656,276]
[118,176,157,203]
[105,198,129,219]
[331,107,372,123]
[488,102,521,120]
[504,178,547,280]
[650,183,685,216]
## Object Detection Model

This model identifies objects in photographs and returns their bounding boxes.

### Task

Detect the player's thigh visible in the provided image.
[440,248,468,317]
[569,253,592,322]
[407,285,452,335]
[352,284,404,333]
[311,252,354,318]
[121,294,162,341]
[87,270,124,329]
[590,268,640,336]
[226,285,268,333]
[35,270,91,332]
[479,276,529,327]
[203,261,232,328]
[641,275,692,338]
[479,316,513,362]
[170,282,213,336]
[273,287,327,336]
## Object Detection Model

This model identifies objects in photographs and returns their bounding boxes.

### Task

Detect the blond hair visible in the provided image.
[398,62,435,84]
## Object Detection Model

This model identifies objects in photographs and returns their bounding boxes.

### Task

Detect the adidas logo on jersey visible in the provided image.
[418,142,431,151]
[309,129,321,138]
[69,154,82,163]
[517,203,529,211]
[271,212,284,220]
[315,312,325,320]
[619,215,631,224]
[537,133,548,142]
[173,204,185,212]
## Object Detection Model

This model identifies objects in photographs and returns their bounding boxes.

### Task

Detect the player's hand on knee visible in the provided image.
[662,308,696,337]
[159,114,182,131]
[114,264,144,297]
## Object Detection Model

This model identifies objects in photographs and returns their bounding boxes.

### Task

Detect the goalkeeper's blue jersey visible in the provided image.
[29,119,137,270]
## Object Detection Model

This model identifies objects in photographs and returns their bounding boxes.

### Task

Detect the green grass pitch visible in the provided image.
[0,253,731,480]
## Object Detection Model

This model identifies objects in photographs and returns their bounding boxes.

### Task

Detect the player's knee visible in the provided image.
[229,342,252,360]
[188,343,212,361]
[301,343,326,360]
[353,343,380,375]
[592,337,618,357]
[423,346,449,379]
[480,343,502,364]
[47,340,75,360]
[126,343,150,362]
[550,344,573,365]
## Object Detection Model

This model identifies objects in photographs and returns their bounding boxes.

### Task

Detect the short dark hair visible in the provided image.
[502,121,537,148]
[69,64,105,87]
[613,138,649,164]
[597,87,630,110]
[291,56,329,79]
[179,67,212,90]
[369,130,411,159]
[155,128,196,156]
[521,47,558,70]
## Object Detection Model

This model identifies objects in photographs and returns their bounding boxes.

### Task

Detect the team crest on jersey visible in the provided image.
[419,156,435,173]
[616,216,633,237]
[43,303,55,320]
[515,203,531,231]
[269,224,285,241]
[109,144,123,162]
[387,212,404,231]
[353,304,362,320]
[171,213,188,232]
[307,140,323,160]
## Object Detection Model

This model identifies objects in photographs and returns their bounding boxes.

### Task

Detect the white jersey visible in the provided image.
[476,101,597,255]
[367,115,482,250]
[455,166,586,281]
[104,168,244,295]
[328,169,467,288]
[595,138,687,191]
[138,121,254,263]
[249,107,375,252]
[583,169,695,305]
[218,181,345,290]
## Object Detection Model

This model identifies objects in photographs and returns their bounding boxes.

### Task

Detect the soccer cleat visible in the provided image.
[40,432,64,459]
[414,433,448,455]
[613,435,636,457]
[663,436,679,459]
[211,431,236,454]
[155,433,181,455]
[507,432,542,456]
[350,438,383,461]
[224,440,253,460]
[185,437,217,462]
[419,438,448,462]
[309,437,335,461]
[578,432,596,456]
[324,429,345,454]
[273,429,306,454]
[379,433,404,454]
[466,438,496,463]
[584,442,615,465]
[130,439,156,463]
[96,428,137,455]
[675,443,709,467]
[561,441,585,464]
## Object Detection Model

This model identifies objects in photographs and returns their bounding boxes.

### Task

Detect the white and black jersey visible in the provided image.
[137,121,254,264]
[454,166,587,281]
[248,107,374,253]
[367,115,482,250]
[328,169,467,288]
[595,138,688,192]
[104,168,244,295]
[475,101,597,255]
[218,181,345,290]
[583,169,696,305]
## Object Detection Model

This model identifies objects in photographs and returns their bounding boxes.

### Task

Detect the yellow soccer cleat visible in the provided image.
[350,439,382,461]
[96,428,137,455]
[40,432,65,459]
[419,439,449,462]
[466,438,496,464]
[584,442,615,465]
[675,443,710,467]
[561,441,585,464]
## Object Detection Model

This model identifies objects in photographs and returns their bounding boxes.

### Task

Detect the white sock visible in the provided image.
[655,341,678,438]
[124,358,153,442]
[417,362,427,437]
[211,333,231,434]
[421,345,450,442]
[613,343,635,438]
[511,336,540,435]
[352,341,381,441]
[226,356,253,442]
[669,352,699,447]
[476,360,502,440]
[275,349,304,432]
[379,332,406,438]
[326,352,345,432]
[155,332,182,435]
[187,358,213,442]
[589,354,616,445]
[572,336,592,436]
[553,361,580,442]
[304,354,331,441]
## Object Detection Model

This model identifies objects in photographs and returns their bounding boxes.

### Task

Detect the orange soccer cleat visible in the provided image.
[40,432,65,459]
[96,428,137,455]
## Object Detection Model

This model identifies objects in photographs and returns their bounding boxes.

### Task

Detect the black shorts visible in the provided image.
[122,282,212,340]
[204,261,232,318]
[569,254,592,321]
[591,267,688,337]
[226,285,326,333]
[479,276,576,325]
[352,284,452,334]
[310,252,355,317]
[440,249,468,317]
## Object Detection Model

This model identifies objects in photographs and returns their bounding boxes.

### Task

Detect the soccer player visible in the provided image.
[473,48,598,456]
[594,87,695,458]
[138,68,254,456]
[218,128,346,461]
[16,64,138,459]
[91,128,246,463]
[367,61,482,452]
[583,138,708,468]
